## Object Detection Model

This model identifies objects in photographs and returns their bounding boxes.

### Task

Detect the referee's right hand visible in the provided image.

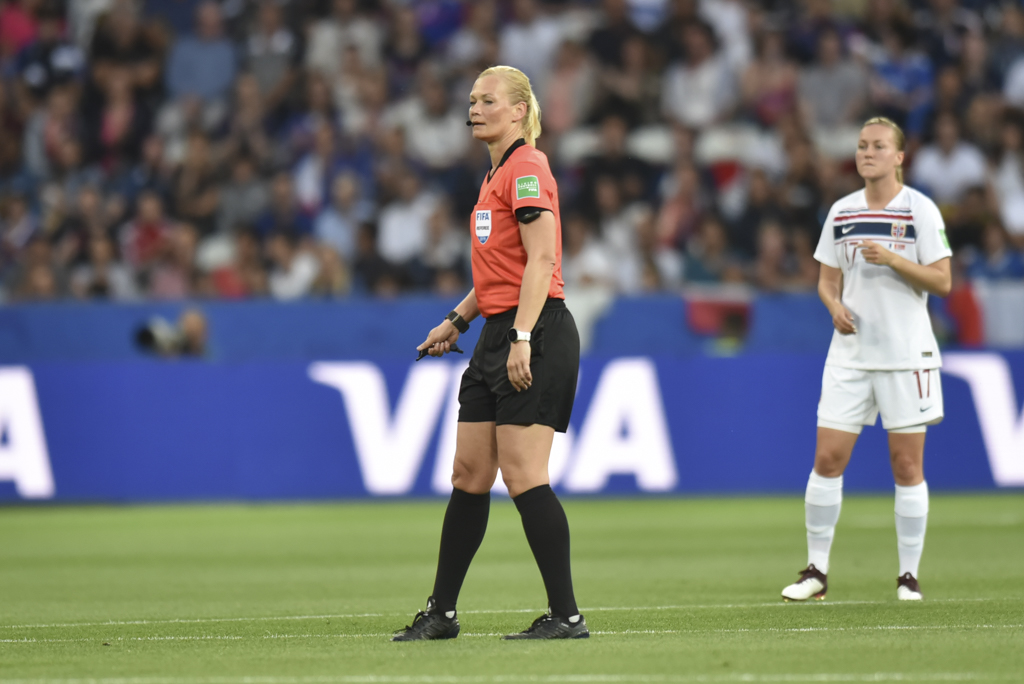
[418,320,461,357]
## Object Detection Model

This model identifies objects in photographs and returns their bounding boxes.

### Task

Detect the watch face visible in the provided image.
[507,328,517,342]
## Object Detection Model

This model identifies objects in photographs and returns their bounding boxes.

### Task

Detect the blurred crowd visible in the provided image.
[2,0,1024,306]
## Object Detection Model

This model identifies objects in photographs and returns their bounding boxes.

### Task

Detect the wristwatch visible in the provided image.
[446,310,470,334]
[507,328,531,343]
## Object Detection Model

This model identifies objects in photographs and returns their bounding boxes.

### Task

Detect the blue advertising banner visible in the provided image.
[0,351,1021,502]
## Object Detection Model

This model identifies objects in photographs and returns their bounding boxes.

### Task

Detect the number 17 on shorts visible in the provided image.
[817,365,945,432]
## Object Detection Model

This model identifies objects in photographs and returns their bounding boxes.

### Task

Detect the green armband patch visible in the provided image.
[939,229,950,249]
[516,175,540,200]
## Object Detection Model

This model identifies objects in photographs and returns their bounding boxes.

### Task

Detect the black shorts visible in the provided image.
[458,298,580,432]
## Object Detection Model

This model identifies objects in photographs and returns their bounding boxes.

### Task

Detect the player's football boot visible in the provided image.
[781,564,828,601]
[391,597,460,641]
[897,572,923,601]
[502,612,589,640]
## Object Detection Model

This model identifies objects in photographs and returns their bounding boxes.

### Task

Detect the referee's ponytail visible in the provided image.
[862,116,906,184]
[480,65,542,147]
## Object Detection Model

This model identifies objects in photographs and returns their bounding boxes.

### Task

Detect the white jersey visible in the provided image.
[814,185,952,370]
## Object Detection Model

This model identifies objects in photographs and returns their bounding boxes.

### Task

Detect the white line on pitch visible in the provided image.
[0,597,1012,631]
[0,673,1019,683]
[2,623,1021,644]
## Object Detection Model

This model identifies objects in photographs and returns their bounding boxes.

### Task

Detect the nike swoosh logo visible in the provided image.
[920,406,932,412]
[842,225,856,234]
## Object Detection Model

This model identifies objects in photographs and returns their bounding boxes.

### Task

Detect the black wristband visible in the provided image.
[446,310,470,334]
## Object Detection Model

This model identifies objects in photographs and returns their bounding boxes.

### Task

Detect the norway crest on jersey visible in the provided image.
[892,221,907,239]
[475,209,492,244]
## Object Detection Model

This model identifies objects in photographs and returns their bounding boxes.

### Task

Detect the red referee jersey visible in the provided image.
[470,140,564,317]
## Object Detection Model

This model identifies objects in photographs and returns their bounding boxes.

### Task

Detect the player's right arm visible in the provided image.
[813,202,855,335]
[418,289,481,357]
[818,265,856,335]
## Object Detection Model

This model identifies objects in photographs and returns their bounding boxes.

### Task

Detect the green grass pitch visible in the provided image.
[2,495,1022,683]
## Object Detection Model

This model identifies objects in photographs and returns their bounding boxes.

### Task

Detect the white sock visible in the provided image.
[895,481,929,578]
[805,470,843,575]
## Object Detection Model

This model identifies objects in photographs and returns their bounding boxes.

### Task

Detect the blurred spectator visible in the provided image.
[634,205,683,291]
[217,155,267,235]
[991,5,1024,88]
[499,0,564,95]
[23,84,80,180]
[173,132,220,235]
[219,73,273,169]
[283,71,341,162]
[244,1,300,119]
[544,40,597,136]
[729,167,779,259]
[700,0,751,75]
[1,0,40,65]
[662,21,736,129]
[963,222,1024,281]
[254,171,312,238]
[798,28,868,130]
[89,0,161,99]
[945,186,987,252]
[587,0,640,68]
[868,21,933,139]
[382,68,471,176]
[310,241,350,298]
[314,171,372,264]
[777,138,821,233]
[118,189,172,274]
[752,219,801,291]
[909,111,986,206]
[266,231,318,300]
[657,161,707,250]
[915,0,981,70]
[384,5,429,98]
[142,0,203,37]
[149,221,197,298]
[83,65,152,173]
[165,2,236,106]
[69,234,137,300]
[376,168,435,270]
[561,212,616,290]
[580,114,653,210]
[51,184,116,268]
[683,213,742,284]
[446,0,496,71]
[740,30,797,128]
[307,0,381,78]
[111,134,172,208]
[68,0,113,52]
[991,117,1024,246]
[352,221,395,295]
[421,198,466,286]
[15,4,85,104]
[595,35,659,128]
[1,193,38,267]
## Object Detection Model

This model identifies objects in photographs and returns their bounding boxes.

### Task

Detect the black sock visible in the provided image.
[513,484,579,619]
[431,488,490,614]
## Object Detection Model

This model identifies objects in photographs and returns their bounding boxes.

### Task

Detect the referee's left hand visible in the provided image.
[417,320,460,358]
[507,341,532,392]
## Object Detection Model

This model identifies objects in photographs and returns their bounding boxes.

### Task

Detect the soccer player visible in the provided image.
[392,66,587,640]
[781,117,952,602]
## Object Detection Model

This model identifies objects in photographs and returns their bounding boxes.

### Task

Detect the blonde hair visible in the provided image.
[478,65,542,147]
[861,116,906,183]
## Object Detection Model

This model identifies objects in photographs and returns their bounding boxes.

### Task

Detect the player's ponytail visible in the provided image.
[479,65,542,147]
[862,116,906,184]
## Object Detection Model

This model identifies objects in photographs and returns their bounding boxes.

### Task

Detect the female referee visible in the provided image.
[781,117,952,603]
[391,66,587,641]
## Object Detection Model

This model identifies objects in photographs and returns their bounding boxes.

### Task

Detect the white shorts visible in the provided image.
[817,365,944,434]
